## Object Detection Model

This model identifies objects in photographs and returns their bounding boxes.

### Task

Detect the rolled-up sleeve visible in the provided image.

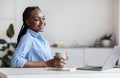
[11,35,32,68]
[11,55,27,68]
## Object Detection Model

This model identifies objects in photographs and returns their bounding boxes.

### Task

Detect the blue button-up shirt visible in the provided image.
[11,29,53,68]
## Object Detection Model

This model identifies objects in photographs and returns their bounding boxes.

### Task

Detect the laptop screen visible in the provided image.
[102,46,120,70]
[77,46,120,71]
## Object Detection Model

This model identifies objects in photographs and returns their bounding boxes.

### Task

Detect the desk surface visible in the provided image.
[0,68,120,78]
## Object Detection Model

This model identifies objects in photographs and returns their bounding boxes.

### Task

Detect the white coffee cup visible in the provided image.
[54,52,67,59]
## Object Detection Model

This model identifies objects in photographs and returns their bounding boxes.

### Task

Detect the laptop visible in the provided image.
[77,46,120,71]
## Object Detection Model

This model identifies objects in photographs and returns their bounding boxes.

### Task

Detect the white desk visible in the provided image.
[0,68,120,78]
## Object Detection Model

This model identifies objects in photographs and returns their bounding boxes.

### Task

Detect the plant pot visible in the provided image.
[102,39,111,47]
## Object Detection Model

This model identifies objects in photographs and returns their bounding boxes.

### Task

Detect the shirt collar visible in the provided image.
[27,28,42,38]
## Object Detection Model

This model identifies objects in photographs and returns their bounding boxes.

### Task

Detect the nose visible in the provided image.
[39,18,45,24]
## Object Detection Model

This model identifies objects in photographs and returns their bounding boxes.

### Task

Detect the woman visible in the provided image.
[11,6,66,68]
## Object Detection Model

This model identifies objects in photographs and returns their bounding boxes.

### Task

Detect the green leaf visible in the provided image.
[100,34,112,40]
[2,46,8,51]
[7,43,10,49]
[1,55,11,67]
[7,50,13,56]
[0,39,7,44]
[0,43,10,51]
[10,43,16,48]
[6,24,14,38]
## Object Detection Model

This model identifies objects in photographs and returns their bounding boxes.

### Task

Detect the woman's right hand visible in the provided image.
[46,57,67,68]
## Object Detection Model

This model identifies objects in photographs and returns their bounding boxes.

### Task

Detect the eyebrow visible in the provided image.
[43,16,45,17]
[34,16,45,18]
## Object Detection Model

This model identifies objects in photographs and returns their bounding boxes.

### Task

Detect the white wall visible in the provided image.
[118,0,120,64]
[0,0,114,47]
[42,0,113,47]
[113,0,119,46]
[0,0,16,42]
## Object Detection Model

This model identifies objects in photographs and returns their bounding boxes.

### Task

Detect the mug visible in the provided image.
[54,52,68,60]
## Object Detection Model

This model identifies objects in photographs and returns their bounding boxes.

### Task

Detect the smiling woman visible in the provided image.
[11,6,67,68]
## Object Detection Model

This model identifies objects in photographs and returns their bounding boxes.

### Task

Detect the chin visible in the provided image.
[39,29,44,32]
[40,31,44,32]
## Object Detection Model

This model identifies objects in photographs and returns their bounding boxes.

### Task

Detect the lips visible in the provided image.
[37,24,45,29]
[39,27,44,30]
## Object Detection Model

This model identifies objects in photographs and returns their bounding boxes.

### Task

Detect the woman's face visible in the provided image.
[26,9,46,32]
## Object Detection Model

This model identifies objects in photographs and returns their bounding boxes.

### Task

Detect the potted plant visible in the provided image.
[0,24,16,67]
[101,34,112,47]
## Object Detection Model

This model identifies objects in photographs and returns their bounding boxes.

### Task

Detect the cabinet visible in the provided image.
[51,47,112,67]
[85,48,112,66]
[51,48,84,67]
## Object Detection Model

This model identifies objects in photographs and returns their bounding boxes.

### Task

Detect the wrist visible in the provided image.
[45,61,49,67]
[46,59,55,67]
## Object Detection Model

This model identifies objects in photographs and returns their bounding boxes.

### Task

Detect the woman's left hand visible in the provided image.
[54,57,67,68]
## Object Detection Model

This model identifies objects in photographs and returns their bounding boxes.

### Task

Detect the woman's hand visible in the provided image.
[46,57,67,68]
[54,57,67,68]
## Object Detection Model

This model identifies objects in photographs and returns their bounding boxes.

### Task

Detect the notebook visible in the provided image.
[77,46,120,71]
[47,66,76,71]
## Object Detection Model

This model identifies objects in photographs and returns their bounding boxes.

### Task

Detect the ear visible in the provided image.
[25,20,29,25]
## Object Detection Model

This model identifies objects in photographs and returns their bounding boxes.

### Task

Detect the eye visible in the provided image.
[34,17,45,21]
[34,18,39,21]
[42,17,45,20]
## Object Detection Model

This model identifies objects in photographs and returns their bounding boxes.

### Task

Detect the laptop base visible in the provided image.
[77,66,102,71]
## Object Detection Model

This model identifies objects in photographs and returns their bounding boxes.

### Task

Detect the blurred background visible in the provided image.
[0,0,120,67]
